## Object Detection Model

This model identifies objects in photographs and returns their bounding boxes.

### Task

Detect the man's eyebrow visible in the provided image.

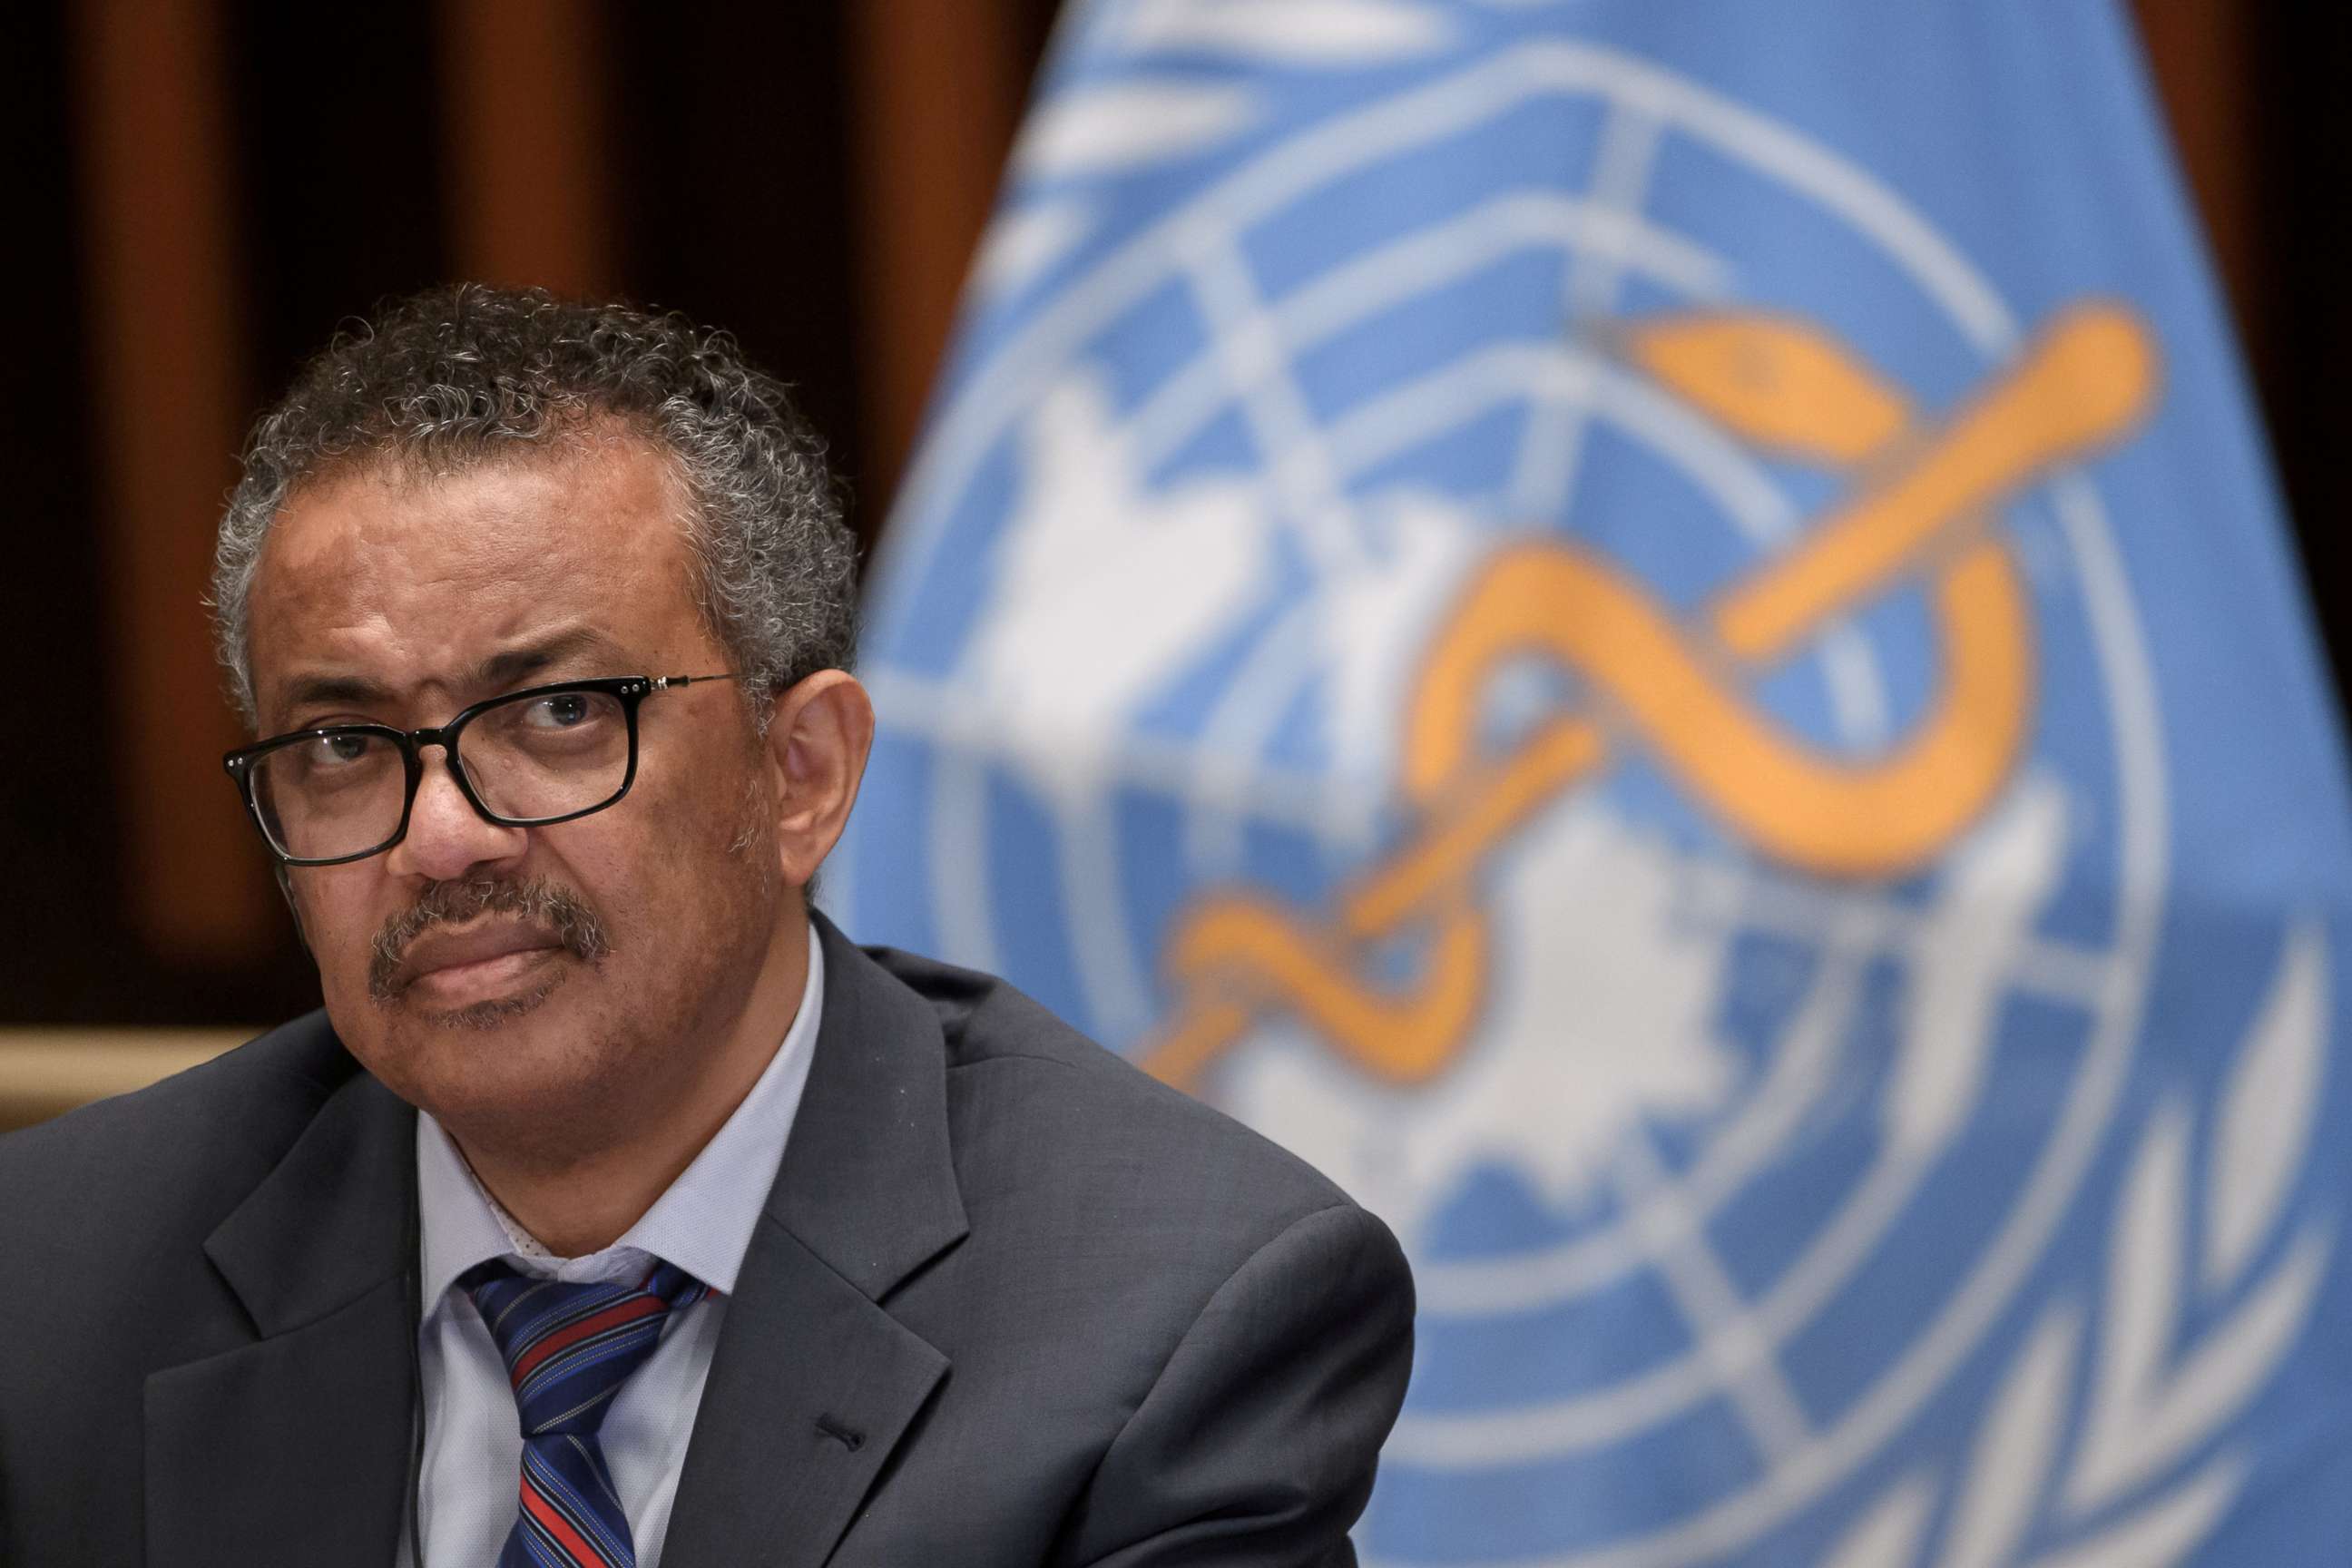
[466,627,633,688]
[274,628,634,721]
[279,671,396,714]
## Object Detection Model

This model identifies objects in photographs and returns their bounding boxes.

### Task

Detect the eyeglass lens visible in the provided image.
[247,687,633,861]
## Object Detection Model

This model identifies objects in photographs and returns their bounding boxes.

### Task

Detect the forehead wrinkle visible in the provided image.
[248,435,711,730]
[279,430,661,553]
[274,623,639,718]
[465,625,637,689]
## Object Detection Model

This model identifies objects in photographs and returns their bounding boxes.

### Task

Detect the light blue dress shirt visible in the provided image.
[399,926,824,1567]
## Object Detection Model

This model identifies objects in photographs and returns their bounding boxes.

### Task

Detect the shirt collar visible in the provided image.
[416,922,826,1311]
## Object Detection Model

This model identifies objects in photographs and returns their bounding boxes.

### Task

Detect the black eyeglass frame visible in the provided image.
[220,672,740,867]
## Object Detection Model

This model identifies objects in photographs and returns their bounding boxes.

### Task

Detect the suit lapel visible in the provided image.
[662,915,969,1568]
[658,1224,949,1568]
[146,1063,417,1568]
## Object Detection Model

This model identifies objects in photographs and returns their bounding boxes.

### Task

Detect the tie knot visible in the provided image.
[463,1259,709,1438]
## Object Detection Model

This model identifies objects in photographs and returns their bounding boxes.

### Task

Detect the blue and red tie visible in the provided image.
[464,1259,710,1568]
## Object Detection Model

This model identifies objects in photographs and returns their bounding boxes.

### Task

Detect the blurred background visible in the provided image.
[5,0,1075,1028]
[9,5,2352,1561]
[0,0,2342,1034]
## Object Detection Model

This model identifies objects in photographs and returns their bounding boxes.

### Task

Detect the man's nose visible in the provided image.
[382,747,527,882]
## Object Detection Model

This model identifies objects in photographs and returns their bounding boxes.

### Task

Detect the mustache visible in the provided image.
[367,876,611,1003]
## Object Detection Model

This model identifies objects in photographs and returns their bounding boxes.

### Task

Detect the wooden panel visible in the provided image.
[2130,0,2264,357]
[846,0,1030,501]
[0,1029,245,1132]
[438,0,615,297]
[71,0,275,961]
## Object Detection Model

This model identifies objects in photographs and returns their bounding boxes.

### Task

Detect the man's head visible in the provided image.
[214,285,873,1160]
[215,284,857,728]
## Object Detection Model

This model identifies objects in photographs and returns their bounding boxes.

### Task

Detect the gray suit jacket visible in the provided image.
[0,916,1413,1565]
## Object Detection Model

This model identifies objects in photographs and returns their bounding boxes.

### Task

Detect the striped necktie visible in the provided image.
[464,1259,711,1568]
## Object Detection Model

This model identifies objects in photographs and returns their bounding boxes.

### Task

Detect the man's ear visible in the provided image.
[759,671,877,890]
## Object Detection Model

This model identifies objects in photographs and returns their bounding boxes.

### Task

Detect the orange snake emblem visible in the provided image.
[1144,303,2160,1090]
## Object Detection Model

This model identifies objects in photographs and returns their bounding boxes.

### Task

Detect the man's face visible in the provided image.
[244,436,788,1148]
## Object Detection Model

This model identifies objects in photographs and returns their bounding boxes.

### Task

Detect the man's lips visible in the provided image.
[390,921,567,998]
[368,878,610,1008]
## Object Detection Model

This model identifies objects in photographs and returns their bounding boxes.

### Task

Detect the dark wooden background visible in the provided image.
[0,2,2339,1027]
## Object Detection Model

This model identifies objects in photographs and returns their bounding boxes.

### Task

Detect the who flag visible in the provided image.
[833,1,2352,1563]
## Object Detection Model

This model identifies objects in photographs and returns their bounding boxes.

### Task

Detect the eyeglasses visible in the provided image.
[222,673,740,867]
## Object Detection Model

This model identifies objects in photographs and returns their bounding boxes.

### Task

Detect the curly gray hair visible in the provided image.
[211,283,857,730]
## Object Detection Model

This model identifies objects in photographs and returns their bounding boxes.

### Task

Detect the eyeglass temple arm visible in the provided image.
[650,671,741,691]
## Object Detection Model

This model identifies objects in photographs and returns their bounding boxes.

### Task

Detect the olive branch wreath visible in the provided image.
[1821,923,2333,1568]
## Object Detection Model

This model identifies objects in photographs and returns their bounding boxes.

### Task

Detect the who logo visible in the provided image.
[844,18,2335,1568]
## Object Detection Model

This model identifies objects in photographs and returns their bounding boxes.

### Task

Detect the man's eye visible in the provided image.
[526,694,594,729]
[316,733,374,765]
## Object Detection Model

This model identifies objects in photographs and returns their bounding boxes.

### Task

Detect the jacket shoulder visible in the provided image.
[0,1012,359,1251]
[866,944,1365,1229]
[852,942,1414,1559]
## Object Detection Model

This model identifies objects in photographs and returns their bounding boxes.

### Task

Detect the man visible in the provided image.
[0,285,1413,1566]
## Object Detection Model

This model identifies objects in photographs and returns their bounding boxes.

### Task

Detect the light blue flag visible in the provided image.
[834,1,2352,1562]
